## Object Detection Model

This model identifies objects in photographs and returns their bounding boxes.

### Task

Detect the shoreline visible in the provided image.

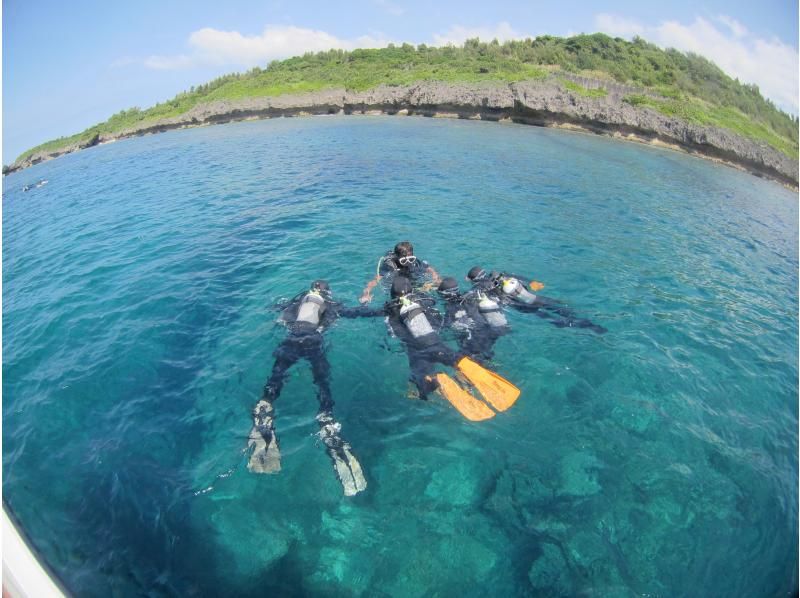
[7,79,798,189]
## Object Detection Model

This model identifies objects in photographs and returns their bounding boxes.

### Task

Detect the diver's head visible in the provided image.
[437,277,460,300]
[393,241,417,268]
[390,276,413,299]
[466,266,487,282]
[311,279,331,298]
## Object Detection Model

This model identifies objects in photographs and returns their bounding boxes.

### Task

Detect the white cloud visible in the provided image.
[594,14,644,39]
[432,22,530,46]
[595,13,799,114]
[144,25,395,70]
[717,15,748,39]
[142,20,535,73]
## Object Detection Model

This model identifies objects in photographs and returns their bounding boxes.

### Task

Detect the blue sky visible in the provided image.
[3,0,798,162]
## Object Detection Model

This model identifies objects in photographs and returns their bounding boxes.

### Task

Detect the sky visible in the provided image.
[3,0,798,162]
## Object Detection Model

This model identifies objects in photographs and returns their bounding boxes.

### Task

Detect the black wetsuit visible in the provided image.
[376,251,434,292]
[474,272,607,334]
[440,290,509,362]
[250,290,374,492]
[375,294,461,399]
[262,292,372,413]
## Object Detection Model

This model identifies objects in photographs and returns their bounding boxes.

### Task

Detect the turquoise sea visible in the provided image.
[3,116,798,597]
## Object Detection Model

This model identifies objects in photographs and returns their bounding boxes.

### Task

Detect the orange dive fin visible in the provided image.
[529,280,545,291]
[456,357,521,412]
[433,373,495,421]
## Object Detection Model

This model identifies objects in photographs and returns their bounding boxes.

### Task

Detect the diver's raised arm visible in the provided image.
[359,275,381,304]
[426,264,442,285]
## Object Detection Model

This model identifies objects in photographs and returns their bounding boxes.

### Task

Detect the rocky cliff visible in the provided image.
[8,77,798,187]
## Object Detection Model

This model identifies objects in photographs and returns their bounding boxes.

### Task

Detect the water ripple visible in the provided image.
[3,116,797,597]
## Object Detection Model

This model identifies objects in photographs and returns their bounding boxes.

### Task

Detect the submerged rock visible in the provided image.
[528,543,572,596]
[423,460,481,507]
[611,394,659,435]
[558,451,603,497]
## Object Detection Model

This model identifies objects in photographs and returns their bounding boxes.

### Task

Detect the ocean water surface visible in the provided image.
[3,116,798,597]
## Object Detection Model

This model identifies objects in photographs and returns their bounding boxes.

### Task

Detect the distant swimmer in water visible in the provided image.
[467,266,607,334]
[360,241,441,304]
[22,179,48,192]
[247,280,375,496]
[358,276,520,421]
[437,276,509,363]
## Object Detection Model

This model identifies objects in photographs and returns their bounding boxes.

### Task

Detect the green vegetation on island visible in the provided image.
[13,34,799,165]
[559,78,609,98]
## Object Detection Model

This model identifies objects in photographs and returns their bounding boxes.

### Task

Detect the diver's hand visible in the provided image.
[359,292,372,305]
[419,281,436,292]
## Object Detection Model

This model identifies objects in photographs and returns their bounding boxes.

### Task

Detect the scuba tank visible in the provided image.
[500,276,538,305]
[295,290,326,326]
[477,292,508,328]
[399,296,435,339]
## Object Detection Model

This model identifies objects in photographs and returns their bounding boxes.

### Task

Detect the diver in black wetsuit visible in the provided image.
[437,277,509,363]
[362,276,519,422]
[467,266,607,334]
[247,280,373,496]
[373,277,457,399]
[359,241,441,304]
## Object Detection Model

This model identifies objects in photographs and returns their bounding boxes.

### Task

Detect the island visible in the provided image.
[5,34,798,187]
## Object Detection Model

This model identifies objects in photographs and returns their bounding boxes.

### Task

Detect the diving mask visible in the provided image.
[398,255,417,267]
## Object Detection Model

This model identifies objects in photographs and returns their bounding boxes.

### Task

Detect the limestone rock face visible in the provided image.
[8,77,797,186]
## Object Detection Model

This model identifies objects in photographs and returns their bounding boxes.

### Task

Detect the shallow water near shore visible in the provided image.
[3,115,798,597]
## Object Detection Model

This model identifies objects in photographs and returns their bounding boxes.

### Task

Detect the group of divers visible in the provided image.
[247,241,606,496]
[21,179,48,192]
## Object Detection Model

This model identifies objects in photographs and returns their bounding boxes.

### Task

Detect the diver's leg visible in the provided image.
[307,335,333,413]
[308,340,367,496]
[552,317,607,334]
[535,298,606,334]
[421,345,499,421]
[534,300,606,334]
[427,342,459,368]
[536,296,576,319]
[529,308,605,332]
[262,338,301,402]
[462,331,499,364]
[408,348,439,399]
[248,338,301,473]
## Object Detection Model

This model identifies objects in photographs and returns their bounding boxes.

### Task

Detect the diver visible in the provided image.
[247,280,372,496]
[21,179,47,192]
[467,266,607,334]
[367,276,520,421]
[359,241,441,304]
[437,276,509,363]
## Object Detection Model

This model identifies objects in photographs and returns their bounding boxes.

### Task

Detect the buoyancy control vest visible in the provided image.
[399,297,435,339]
[500,276,538,305]
[477,292,508,327]
[295,291,326,326]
